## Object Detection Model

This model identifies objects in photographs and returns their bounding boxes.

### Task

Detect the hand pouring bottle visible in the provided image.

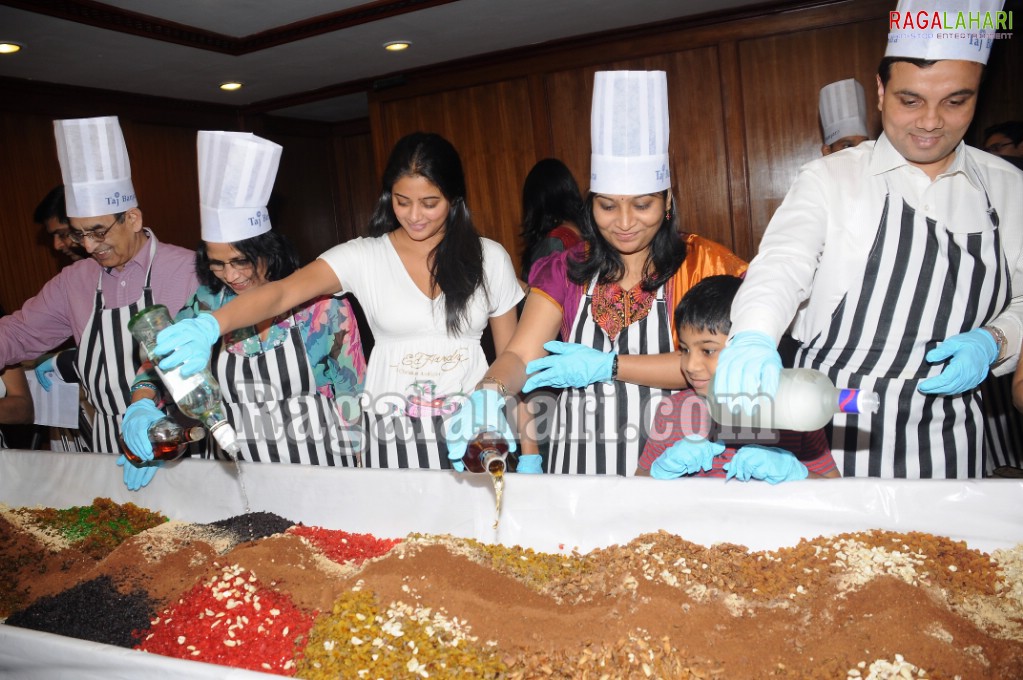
[128,305,241,457]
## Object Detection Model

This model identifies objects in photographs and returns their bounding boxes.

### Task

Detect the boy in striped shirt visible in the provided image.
[636,275,839,482]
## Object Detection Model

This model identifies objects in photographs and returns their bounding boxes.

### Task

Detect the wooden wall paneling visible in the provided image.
[120,121,202,253]
[718,41,754,262]
[543,65,595,203]
[367,0,900,265]
[738,18,888,248]
[0,112,65,314]
[332,131,378,241]
[372,78,539,270]
[262,132,341,265]
[655,49,732,255]
[526,73,555,160]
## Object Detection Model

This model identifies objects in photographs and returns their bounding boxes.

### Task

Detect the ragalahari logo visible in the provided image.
[889,9,1012,31]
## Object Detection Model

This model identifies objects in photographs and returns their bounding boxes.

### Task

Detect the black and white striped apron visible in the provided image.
[980,373,1023,473]
[210,314,357,466]
[74,239,156,454]
[797,181,1009,478]
[362,395,452,470]
[548,279,674,475]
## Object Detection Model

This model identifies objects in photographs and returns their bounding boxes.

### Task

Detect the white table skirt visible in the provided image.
[2,449,1021,679]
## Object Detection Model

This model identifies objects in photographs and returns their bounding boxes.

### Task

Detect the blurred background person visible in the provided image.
[31,184,91,451]
[983,120,1023,159]
[819,78,871,156]
[34,184,83,264]
[519,158,584,280]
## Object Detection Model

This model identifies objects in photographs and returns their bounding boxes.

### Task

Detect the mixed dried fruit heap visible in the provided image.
[1,498,1022,679]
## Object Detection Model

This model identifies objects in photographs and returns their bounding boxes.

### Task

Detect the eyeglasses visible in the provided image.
[208,257,254,273]
[68,214,123,244]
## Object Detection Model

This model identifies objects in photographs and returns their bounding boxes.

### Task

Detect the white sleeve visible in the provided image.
[318,238,366,297]
[482,239,525,316]
[729,162,831,342]
[0,374,7,399]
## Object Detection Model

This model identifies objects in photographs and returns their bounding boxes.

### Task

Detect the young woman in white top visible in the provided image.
[154,132,523,469]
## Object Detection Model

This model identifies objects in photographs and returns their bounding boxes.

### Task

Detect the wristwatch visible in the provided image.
[982,325,1007,365]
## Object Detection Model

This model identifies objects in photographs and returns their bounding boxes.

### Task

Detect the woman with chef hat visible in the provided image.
[118,132,366,490]
[146,131,522,471]
[446,70,747,476]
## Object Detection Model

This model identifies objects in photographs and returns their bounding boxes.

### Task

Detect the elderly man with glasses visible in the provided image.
[0,117,198,455]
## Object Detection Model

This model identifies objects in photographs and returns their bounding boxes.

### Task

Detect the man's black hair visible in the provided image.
[33,185,67,225]
[877,56,984,86]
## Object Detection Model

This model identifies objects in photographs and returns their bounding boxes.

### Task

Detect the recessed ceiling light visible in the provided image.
[219,81,244,91]
[0,42,24,55]
[383,40,411,52]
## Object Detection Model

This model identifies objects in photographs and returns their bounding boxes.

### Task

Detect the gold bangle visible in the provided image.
[478,375,508,397]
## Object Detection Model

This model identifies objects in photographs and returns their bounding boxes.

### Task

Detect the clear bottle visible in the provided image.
[707,368,880,432]
[120,417,206,467]
[128,305,241,457]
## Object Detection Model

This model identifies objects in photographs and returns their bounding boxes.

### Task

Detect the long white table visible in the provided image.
[1,450,1021,679]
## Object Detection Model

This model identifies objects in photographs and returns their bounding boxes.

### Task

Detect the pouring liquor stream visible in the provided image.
[462,431,510,529]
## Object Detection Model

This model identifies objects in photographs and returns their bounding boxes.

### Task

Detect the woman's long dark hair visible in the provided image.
[567,190,687,292]
[196,230,301,294]
[520,158,584,277]
[367,132,484,335]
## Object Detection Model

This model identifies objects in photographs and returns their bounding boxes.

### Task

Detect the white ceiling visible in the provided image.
[0,0,768,122]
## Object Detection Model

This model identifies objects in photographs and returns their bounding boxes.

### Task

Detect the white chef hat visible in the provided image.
[819,79,869,146]
[590,70,671,195]
[886,0,1005,64]
[53,116,137,218]
[197,131,282,243]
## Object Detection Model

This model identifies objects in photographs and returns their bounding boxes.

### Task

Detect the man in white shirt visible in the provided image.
[715,0,1022,478]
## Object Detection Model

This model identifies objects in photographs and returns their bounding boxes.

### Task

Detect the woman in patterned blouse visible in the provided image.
[123,229,366,476]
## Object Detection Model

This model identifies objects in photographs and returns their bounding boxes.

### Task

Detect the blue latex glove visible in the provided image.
[523,341,615,392]
[724,445,808,484]
[918,328,998,396]
[712,331,782,414]
[34,356,56,392]
[121,399,166,462]
[154,313,221,377]
[650,436,726,479]
[443,389,518,471]
[117,454,163,491]
[516,454,543,474]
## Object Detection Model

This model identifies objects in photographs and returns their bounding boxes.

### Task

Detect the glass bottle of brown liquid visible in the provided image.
[463,430,512,529]
[463,430,510,475]
[120,417,205,467]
